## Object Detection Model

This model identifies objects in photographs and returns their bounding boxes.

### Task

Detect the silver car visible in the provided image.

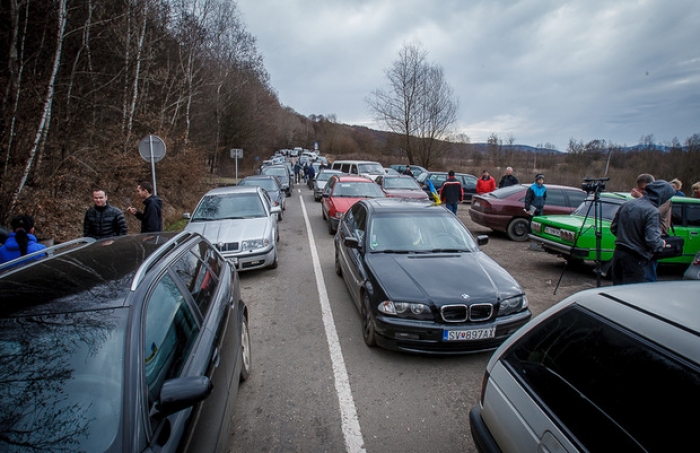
[185,185,281,271]
[313,169,342,201]
[237,175,286,220]
[261,164,292,196]
[470,281,700,452]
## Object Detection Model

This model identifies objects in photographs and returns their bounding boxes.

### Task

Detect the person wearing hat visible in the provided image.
[524,174,547,217]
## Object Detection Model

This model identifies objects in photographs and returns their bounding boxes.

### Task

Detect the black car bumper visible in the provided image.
[372,310,531,355]
[469,406,503,453]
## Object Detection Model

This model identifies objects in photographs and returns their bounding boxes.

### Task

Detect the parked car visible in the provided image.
[0,232,251,452]
[313,169,343,201]
[334,198,531,354]
[330,160,385,181]
[185,185,281,271]
[416,171,478,202]
[237,175,286,220]
[321,174,385,234]
[528,193,700,273]
[469,184,587,241]
[470,281,700,453]
[389,164,428,179]
[261,164,293,196]
[375,174,430,200]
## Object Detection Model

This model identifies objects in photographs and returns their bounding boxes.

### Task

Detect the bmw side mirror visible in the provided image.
[155,375,212,418]
[343,236,360,249]
[477,235,489,246]
[182,212,191,219]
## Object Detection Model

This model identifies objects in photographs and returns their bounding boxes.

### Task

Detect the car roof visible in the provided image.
[0,232,180,317]
[360,198,448,215]
[203,185,262,196]
[332,174,375,183]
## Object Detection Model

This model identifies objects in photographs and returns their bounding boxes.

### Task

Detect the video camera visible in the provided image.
[581,177,610,194]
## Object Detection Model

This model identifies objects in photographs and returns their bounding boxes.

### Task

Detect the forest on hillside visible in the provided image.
[2,0,699,242]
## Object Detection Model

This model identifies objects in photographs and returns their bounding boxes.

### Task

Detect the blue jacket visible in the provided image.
[0,232,46,264]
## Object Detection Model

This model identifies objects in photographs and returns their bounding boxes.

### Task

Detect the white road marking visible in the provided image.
[299,195,366,453]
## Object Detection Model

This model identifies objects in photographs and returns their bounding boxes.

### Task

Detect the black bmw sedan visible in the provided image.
[334,198,531,354]
[0,232,250,452]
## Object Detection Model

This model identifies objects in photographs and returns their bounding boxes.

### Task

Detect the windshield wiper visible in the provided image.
[428,248,469,253]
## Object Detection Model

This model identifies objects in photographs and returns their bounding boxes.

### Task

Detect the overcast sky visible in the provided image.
[235,0,700,151]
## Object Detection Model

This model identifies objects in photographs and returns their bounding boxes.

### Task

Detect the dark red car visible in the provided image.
[468,184,586,241]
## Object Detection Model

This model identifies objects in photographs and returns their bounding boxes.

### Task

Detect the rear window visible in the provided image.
[502,306,700,452]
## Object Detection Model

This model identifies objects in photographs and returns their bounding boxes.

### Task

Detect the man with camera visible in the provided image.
[610,180,675,285]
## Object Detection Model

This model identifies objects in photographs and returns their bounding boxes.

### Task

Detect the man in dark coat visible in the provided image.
[498,166,519,188]
[127,181,163,233]
[610,180,676,285]
[83,189,128,239]
[439,170,463,215]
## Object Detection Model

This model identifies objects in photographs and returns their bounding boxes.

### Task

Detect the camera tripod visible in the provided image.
[554,177,610,293]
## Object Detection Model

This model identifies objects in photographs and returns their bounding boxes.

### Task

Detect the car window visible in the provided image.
[172,242,220,316]
[573,199,623,221]
[458,174,477,189]
[687,203,700,227]
[192,193,266,220]
[144,274,200,426]
[502,306,700,452]
[566,190,587,208]
[368,213,476,252]
[545,189,565,207]
[349,203,367,242]
[430,174,447,186]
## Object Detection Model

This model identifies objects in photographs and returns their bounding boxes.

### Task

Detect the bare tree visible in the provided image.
[367,41,458,168]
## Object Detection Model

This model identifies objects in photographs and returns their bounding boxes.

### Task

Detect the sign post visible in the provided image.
[138,135,166,195]
[230,148,243,182]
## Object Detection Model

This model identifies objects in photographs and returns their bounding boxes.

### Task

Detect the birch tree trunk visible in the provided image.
[124,4,148,152]
[9,0,68,213]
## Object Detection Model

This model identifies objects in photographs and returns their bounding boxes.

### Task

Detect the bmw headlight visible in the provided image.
[378,300,432,320]
[498,294,528,316]
[241,238,269,251]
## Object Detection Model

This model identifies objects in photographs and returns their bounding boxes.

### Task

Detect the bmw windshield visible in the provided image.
[368,213,478,253]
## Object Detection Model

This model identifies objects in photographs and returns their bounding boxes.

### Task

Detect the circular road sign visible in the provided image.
[138,135,166,163]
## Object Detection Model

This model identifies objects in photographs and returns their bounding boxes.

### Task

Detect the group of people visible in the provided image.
[294,160,325,184]
[438,166,527,215]
[0,181,163,265]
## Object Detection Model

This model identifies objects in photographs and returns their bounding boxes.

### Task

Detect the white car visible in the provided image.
[470,281,700,452]
[185,185,281,271]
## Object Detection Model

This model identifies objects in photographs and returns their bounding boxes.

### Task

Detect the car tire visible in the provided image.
[239,315,252,382]
[361,294,377,347]
[278,211,283,222]
[269,249,279,269]
[322,208,327,220]
[328,217,335,235]
[507,218,530,242]
[334,250,342,276]
[287,189,292,197]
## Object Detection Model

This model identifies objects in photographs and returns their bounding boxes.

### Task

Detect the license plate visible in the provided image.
[443,327,495,341]
[545,226,561,237]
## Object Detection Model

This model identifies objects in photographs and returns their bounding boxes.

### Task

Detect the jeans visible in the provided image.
[445,202,458,215]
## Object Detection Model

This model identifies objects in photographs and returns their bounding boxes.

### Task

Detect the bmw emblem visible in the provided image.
[461,294,470,300]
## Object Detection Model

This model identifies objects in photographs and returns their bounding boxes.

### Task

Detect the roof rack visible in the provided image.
[130,231,196,291]
[0,237,96,273]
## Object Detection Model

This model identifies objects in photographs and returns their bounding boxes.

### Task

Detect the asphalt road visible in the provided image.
[226,184,685,453]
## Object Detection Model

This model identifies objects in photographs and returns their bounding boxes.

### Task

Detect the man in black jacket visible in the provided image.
[128,181,163,233]
[439,170,464,215]
[498,166,519,188]
[83,189,128,239]
[610,180,675,285]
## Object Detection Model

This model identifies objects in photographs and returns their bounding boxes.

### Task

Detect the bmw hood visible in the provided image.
[365,252,523,305]
[185,218,271,245]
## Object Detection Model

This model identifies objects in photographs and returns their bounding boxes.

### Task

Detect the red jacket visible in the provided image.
[476,176,496,194]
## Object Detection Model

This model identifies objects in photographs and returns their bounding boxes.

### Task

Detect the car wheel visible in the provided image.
[322,208,327,220]
[334,249,342,276]
[361,294,377,347]
[239,315,252,381]
[506,218,530,242]
[278,211,283,222]
[328,217,335,235]
[287,189,292,197]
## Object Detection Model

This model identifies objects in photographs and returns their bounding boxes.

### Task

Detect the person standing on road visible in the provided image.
[306,164,316,189]
[610,180,676,285]
[127,181,163,233]
[402,166,414,177]
[0,215,46,265]
[498,166,519,188]
[476,170,497,194]
[294,161,302,184]
[524,174,547,216]
[440,170,463,215]
[83,189,127,239]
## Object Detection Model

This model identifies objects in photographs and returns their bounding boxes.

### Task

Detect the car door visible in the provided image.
[669,200,700,262]
[172,241,240,453]
[542,188,576,215]
[338,204,367,308]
